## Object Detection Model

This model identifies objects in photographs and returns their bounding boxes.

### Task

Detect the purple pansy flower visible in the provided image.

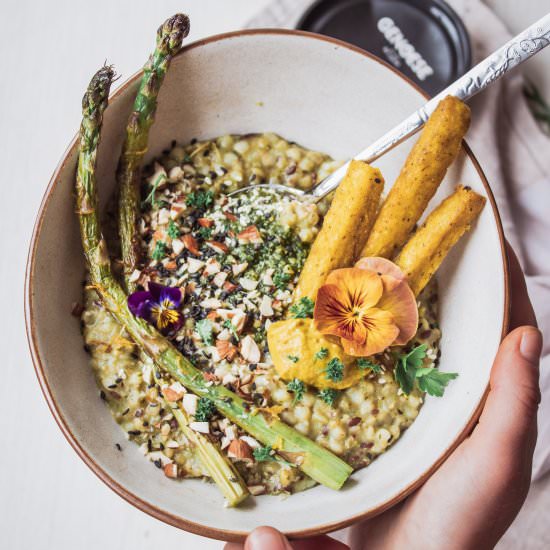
[128,282,183,334]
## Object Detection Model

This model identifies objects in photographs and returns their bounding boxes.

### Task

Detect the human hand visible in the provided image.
[225,245,542,550]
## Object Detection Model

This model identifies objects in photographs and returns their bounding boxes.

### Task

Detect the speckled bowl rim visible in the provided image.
[25,28,510,543]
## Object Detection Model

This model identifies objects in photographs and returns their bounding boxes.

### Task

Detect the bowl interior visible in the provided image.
[27,31,506,540]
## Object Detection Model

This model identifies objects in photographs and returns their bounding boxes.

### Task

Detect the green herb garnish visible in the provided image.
[287,378,305,403]
[287,355,300,363]
[416,368,458,397]
[273,271,291,290]
[357,358,382,373]
[314,348,329,361]
[195,319,214,346]
[186,190,214,210]
[142,170,167,207]
[253,445,293,467]
[167,219,180,239]
[198,226,213,240]
[195,397,216,422]
[394,344,457,397]
[318,388,338,406]
[289,297,314,319]
[326,358,344,382]
[151,241,167,261]
[223,319,239,340]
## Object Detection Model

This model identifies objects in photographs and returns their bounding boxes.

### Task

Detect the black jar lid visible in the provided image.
[297,0,471,96]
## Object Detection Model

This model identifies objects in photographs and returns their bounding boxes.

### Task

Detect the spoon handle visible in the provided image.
[311,12,550,200]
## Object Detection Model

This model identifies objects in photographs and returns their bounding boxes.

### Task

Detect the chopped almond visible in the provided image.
[206,240,229,254]
[183,234,201,256]
[223,210,238,221]
[223,281,238,293]
[162,387,185,403]
[227,439,254,461]
[216,339,238,361]
[206,310,219,321]
[240,335,261,363]
[163,463,178,479]
[238,225,263,244]
[202,371,218,382]
[198,217,214,228]
[248,485,266,496]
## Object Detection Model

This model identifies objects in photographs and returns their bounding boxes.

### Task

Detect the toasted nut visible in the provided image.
[183,234,201,256]
[216,339,238,361]
[198,217,214,227]
[240,335,261,363]
[227,439,254,461]
[206,240,229,254]
[238,225,263,244]
[163,463,178,478]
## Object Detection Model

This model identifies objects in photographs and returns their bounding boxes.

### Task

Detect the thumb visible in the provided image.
[474,326,542,454]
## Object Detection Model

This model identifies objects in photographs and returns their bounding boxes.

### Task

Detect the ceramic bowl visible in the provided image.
[25,30,509,542]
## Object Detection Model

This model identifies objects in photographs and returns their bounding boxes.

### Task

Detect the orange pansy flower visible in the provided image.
[314,258,418,357]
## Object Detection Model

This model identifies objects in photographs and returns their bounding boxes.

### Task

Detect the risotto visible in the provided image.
[81,133,441,496]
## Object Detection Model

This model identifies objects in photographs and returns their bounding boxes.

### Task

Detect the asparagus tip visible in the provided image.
[157,13,190,55]
[82,65,115,116]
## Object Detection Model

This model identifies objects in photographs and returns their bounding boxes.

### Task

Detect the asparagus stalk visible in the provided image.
[165,399,249,506]
[118,14,190,292]
[76,68,353,491]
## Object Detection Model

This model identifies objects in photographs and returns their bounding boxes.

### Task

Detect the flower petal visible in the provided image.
[128,291,153,320]
[324,268,384,310]
[378,276,419,345]
[355,256,406,281]
[341,308,399,356]
[314,284,355,339]
[148,281,164,303]
[159,285,183,309]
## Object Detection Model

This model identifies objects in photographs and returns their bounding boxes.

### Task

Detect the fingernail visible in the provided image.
[520,328,542,365]
[246,527,290,550]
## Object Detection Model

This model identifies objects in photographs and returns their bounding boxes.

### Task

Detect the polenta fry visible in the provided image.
[361,96,471,259]
[396,185,486,296]
[294,160,384,301]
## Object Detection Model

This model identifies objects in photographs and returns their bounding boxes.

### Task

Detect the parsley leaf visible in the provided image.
[416,368,459,397]
[195,319,214,346]
[287,378,305,403]
[326,357,344,382]
[289,297,314,319]
[186,190,214,210]
[273,271,291,290]
[287,355,300,363]
[405,344,428,369]
[167,219,181,239]
[152,241,167,261]
[394,358,416,395]
[357,358,382,373]
[314,348,329,361]
[394,344,457,397]
[194,397,216,422]
[318,388,338,406]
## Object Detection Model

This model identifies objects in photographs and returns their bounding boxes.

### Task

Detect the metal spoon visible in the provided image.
[230,12,550,203]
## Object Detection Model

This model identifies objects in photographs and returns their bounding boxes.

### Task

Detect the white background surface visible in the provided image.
[1,1,548,549]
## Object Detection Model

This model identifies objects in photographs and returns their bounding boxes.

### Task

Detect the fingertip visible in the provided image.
[245,527,292,550]
[519,326,543,365]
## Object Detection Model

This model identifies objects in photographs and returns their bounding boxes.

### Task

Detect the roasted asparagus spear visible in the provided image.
[76,67,352,492]
[118,14,190,292]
